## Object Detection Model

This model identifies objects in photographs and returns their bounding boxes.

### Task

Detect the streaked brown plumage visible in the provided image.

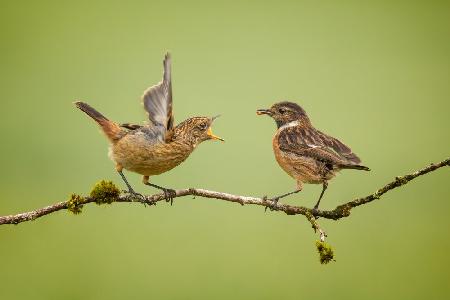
[257,101,369,209]
[75,53,223,202]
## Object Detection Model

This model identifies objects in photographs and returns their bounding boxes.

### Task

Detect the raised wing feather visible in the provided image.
[141,53,174,141]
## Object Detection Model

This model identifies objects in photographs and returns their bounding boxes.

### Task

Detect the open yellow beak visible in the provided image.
[207,127,224,142]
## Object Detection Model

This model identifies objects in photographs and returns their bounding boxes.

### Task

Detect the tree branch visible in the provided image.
[1,157,448,226]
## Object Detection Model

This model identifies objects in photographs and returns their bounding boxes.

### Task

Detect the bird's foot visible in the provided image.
[263,196,279,212]
[124,189,148,206]
[311,205,320,217]
[144,183,176,205]
[161,188,176,206]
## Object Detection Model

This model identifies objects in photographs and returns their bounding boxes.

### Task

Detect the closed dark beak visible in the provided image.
[256,109,272,116]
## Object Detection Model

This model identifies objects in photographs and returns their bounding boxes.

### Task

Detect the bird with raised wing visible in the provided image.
[75,53,224,203]
[257,101,369,210]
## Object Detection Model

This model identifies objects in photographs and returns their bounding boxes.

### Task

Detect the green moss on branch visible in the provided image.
[67,194,85,215]
[90,180,120,205]
[316,240,335,264]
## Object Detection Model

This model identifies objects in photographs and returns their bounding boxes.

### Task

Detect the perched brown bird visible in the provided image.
[257,101,369,209]
[75,53,224,203]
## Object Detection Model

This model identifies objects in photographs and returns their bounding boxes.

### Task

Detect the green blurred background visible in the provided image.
[1,1,449,299]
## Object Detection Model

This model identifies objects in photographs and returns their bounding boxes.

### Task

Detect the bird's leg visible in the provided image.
[116,168,146,204]
[272,189,301,202]
[143,176,176,205]
[313,181,328,211]
[264,189,301,211]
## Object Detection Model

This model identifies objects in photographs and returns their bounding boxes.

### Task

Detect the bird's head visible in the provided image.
[173,116,224,146]
[257,101,310,128]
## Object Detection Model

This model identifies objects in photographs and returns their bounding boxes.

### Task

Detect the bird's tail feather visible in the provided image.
[74,101,122,142]
[340,164,371,171]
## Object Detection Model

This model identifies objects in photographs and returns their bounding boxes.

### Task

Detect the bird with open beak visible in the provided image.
[75,53,224,203]
[257,101,369,210]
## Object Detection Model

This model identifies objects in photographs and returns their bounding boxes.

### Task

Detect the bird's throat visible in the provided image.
[277,120,301,130]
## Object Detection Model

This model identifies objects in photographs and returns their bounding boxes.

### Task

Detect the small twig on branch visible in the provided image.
[0,157,448,226]
[304,211,327,241]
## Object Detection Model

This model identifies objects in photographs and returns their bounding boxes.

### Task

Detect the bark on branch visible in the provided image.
[0,157,448,226]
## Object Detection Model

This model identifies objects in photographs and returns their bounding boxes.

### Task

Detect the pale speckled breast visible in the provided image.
[272,131,336,185]
[110,131,193,176]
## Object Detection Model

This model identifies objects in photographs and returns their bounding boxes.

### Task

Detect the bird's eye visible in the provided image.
[198,122,207,130]
[278,108,286,114]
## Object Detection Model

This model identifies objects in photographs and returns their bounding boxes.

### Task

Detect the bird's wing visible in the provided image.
[315,130,361,164]
[120,123,142,130]
[141,53,174,141]
[278,126,361,166]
